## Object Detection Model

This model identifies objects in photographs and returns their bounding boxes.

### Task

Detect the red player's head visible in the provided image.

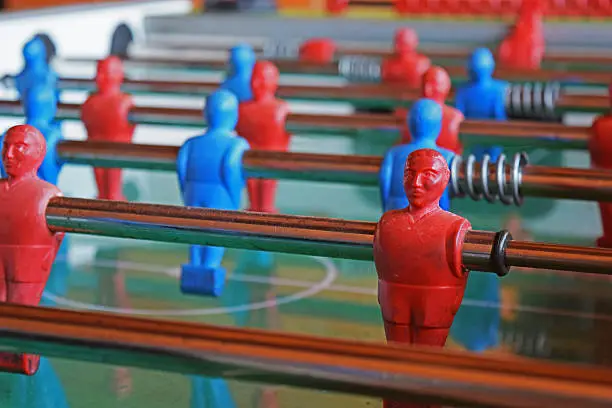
[422,66,451,103]
[403,149,450,210]
[393,28,418,55]
[2,125,46,179]
[96,56,124,92]
[251,60,279,101]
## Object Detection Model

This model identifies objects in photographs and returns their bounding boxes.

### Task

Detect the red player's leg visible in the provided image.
[94,167,108,200]
[259,179,278,214]
[597,203,612,248]
[246,179,261,212]
[106,168,126,201]
[412,327,451,348]
[384,321,413,344]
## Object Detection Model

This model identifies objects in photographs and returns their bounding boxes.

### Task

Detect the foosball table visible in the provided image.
[1,1,612,407]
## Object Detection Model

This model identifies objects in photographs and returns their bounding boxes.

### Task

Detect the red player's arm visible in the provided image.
[447,218,472,279]
[279,101,291,149]
[121,94,136,136]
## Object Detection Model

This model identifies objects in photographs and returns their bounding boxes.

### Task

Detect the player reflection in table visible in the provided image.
[3,357,69,408]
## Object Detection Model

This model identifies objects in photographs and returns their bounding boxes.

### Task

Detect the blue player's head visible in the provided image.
[467,48,495,82]
[228,44,256,75]
[205,89,239,131]
[22,37,47,65]
[408,98,442,143]
[24,84,57,123]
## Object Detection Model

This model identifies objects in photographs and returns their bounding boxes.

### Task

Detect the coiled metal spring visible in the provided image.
[262,39,303,60]
[337,56,382,82]
[504,81,561,122]
[450,152,529,206]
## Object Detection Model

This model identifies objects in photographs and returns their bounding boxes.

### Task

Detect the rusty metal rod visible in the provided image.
[45,197,612,276]
[3,303,612,408]
[56,140,612,203]
[0,100,590,148]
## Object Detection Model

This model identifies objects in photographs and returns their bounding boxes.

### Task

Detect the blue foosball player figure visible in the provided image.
[177,90,250,297]
[379,98,454,212]
[13,37,59,102]
[454,48,508,162]
[219,44,257,103]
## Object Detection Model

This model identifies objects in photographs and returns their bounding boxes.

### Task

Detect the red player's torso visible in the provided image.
[381,55,430,87]
[374,208,470,287]
[499,26,544,69]
[590,116,612,169]
[237,100,290,150]
[437,105,464,153]
[81,92,135,142]
[0,178,59,246]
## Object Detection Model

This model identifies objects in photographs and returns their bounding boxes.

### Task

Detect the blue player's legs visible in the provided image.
[181,184,232,297]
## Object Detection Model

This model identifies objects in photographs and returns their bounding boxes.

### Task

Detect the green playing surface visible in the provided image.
[0,79,608,407]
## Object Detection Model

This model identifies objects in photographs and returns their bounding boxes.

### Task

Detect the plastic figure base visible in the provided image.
[180,264,226,297]
[0,352,40,376]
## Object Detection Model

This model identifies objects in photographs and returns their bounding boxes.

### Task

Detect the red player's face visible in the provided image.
[2,132,40,178]
[251,67,277,99]
[404,155,447,209]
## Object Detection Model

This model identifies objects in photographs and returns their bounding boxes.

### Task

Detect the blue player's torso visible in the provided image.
[456,80,507,120]
[15,67,59,99]
[220,74,252,103]
[185,134,235,185]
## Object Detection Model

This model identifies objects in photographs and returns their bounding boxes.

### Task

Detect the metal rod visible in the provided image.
[45,197,612,275]
[3,303,612,408]
[65,55,612,85]
[0,100,590,147]
[55,76,608,114]
[56,141,612,202]
[145,37,612,67]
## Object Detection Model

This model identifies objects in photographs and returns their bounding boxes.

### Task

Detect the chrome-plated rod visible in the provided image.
[45,197,612,275]
[4,304,612,408]
[56,141,381,186]
[57,141,612,202]
[0,100,591,147]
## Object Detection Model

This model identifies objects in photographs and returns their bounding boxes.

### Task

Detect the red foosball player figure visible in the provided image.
[497,0,545,70]
[374,148,470,345]
[397,66,464,154]
[81,56,135,201]
[589,84,612,248]
[0,124,64,375]
[237,61,290,213]
[374,149,470,407]
[381,28,431,88]
[299,38,336,64]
